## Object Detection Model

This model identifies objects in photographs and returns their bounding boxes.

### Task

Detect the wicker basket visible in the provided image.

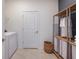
[44,41,54,54]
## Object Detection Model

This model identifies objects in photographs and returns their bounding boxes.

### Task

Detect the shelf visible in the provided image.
[54,3,76,17]
[55,10,66,17]
[70,4,76,12]
[56,36,76,46]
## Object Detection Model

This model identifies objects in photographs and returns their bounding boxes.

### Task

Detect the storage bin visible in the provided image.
[44,41,54,54]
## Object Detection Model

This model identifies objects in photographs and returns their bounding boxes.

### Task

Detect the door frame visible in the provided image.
[22,11,40,49]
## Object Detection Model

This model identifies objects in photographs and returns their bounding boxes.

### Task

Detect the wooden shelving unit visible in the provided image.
[53,3,76,43]
[56,36,76,46]
[53,3,76,59]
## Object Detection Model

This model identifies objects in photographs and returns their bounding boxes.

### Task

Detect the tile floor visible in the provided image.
[11,49,58,59]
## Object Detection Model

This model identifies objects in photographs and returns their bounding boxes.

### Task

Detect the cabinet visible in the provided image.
[4,36,9,59]
[8,33,17,58]
[4,32,17,59]
[55,36,76,59]
[2,40,6,59]
[54,37,67,59]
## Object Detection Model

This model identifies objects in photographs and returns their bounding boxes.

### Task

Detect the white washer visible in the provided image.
[3,32,17,59]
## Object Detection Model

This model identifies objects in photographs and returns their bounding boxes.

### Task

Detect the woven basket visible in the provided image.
[44,41,54,54]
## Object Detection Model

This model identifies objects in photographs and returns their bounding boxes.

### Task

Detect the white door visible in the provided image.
[23,11,40,49]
